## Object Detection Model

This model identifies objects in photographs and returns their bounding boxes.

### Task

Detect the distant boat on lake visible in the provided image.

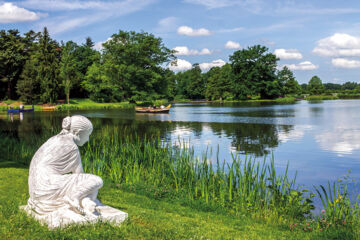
[135,104,171,113]
[7,105,34,114]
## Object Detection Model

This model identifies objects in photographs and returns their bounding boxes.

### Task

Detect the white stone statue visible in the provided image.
[21,115,127,228]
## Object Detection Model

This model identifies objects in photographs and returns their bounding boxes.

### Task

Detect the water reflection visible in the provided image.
[2,100,360,187]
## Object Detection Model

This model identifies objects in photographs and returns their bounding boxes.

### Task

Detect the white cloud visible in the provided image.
[173,46,212,56]
[332,58,360,69]
[177,26,211,36]
[169,59,193,72]
[313,33,360,57]
[93,37,112,51]
[225,41,241,49]
[274,49,302,60]
[0,2,40,23]
[199,59,226,71]
[278,125,312,143]
[316,126,360,155]
[283,61,318,70]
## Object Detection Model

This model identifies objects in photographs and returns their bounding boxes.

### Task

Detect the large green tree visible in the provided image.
[174,64,205,99]
[71,37,99,98]
[17,55,41,103]
[308,75,324,95]
[17,28,60,103]
[0,30,33,99]
[277,66,301,95]
[229,45,279,99]
[59,41,81,104]
[205,64,234,100]
[38,27,61,103]
[186,64,205,99]
[96,30,175,101]
[83,61,113,102]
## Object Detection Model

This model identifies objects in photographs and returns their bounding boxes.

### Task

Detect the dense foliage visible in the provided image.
[1,28,359,103]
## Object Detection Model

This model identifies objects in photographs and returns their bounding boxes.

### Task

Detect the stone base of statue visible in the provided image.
[20,201,128,229]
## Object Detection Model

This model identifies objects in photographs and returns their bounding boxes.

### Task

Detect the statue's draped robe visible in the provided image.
[28,134,88,214]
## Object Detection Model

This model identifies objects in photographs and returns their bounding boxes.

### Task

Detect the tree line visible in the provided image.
[0,28,358,104]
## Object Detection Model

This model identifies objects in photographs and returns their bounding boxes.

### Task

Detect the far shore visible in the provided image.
[2,95,360,112]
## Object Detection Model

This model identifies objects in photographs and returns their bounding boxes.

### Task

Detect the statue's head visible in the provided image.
[61,115,93,146]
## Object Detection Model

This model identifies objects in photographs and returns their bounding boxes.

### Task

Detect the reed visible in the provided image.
[315,180,360,227]
[2,125,360,224]
[78,126,314,220]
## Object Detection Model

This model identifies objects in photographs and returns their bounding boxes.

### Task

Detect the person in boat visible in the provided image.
[153,105,157,109]
[26,115,103,218]
[160,105,165,109]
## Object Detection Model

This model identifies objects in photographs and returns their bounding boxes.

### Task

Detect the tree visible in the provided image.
[38,27,61,103]
[70,37,100,98]
[16,30,41,103]
[277,66,301,95]
[186,64,205,99]
[18,27,60,103]
[308,76,324,95]
[163,68,176,100]
[341,81,358,90]
[85,37,94,48]
[60,41,81,104]
[0,30,30,99]
[83,62,113,102]
[324,83,341,91]
[205,64,234,100]
[17,55,41,103]
[99,30,175,101]
[229,45,279,99]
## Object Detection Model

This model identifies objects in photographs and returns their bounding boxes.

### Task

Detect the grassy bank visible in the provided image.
[0,98,134,112]
[305,95,339,101]
[174,97,297,104]
[2,168,353,240]
[1,128,359,239]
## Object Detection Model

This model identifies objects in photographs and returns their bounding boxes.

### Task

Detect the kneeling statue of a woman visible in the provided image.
[21,115,127,228]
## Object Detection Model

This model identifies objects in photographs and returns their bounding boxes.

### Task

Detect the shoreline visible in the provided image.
[2,96,360,112]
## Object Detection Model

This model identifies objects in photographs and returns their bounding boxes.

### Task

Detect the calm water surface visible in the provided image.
[2,100,360,189]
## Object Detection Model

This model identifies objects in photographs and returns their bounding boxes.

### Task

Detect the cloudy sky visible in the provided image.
[1,0,360,83]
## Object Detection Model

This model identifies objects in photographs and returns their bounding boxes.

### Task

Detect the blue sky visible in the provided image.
[1,0,360,83]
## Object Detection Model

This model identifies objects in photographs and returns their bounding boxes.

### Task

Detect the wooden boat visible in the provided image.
[42,105,57,111]
[135,104,171,113]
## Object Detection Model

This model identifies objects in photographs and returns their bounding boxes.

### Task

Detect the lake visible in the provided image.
[2,99,360,189]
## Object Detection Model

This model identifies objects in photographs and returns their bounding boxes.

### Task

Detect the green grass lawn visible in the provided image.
[0,167,356,240]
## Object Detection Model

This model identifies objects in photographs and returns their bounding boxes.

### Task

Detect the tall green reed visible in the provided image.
[81,126,314,220]
[315,174,360,225]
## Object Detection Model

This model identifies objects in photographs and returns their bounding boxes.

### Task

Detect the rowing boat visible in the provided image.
[7,106,34,114]
[42,106,56,111]
[135,104,171,113]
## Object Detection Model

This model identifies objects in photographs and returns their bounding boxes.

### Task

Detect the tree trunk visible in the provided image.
[7,79,11,100]
[66,78,70,105]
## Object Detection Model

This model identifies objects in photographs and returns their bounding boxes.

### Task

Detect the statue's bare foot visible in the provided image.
[82,197,101,220]
[64,196,85,215]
